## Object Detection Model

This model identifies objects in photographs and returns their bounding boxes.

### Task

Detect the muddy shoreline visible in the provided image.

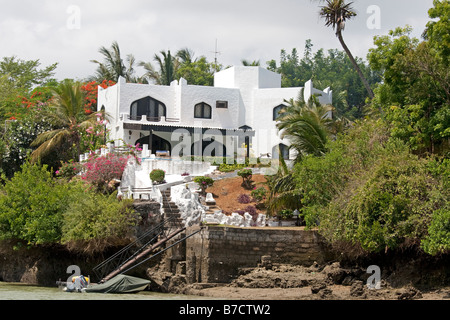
[147,256,450,300]
[155,263,450,300]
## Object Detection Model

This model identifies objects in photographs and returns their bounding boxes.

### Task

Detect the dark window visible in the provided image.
[194,102,212,119]
[216,101,228,109]
[273,143,290,160]
[273,104,286,121]
[130,96,166,121]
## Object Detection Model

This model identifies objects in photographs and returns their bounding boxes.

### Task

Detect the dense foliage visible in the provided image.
[0,162,137,252]
[294,120,449,255]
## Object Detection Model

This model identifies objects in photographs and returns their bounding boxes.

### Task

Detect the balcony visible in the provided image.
[120,114,180,123]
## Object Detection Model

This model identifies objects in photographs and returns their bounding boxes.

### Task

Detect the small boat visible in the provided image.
[82,274,150,294]
[57,275,90,293]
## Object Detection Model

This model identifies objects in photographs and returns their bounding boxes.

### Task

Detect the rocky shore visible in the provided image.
[147,260,450,300]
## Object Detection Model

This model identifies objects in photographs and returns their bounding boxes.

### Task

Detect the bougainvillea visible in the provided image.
[79,112,110,154]
[81,153,130,194]
[55,161,83,179]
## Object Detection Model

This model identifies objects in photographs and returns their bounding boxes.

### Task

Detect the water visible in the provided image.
[0,282,204,300]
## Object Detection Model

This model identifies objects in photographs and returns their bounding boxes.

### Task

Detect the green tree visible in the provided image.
[0,57,58,120]
[90,41,139,83]
[267,42,380,119]
[241,59,260,66]
[0,56,57,91]
[61,187,137,254]
[317,0,375,99]
[140,50,178,85]
[0,162,69,246]
[1,107,54,178]
[176,55,216,86]
[424,0,450,66]
[30,80,100,163]
[368,24,450,155]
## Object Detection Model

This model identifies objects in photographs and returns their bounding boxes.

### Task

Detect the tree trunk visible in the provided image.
[337,31,375,99]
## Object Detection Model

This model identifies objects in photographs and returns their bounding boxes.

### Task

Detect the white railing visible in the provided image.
[119,113,180,123]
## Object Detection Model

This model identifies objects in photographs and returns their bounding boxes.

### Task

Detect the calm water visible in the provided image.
[0,282,205,300]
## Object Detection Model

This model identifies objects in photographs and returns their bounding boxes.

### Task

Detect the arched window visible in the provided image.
[273,104,287,121]
[130,96,166,121]
[272,143,290,160]
[194,102,212,119]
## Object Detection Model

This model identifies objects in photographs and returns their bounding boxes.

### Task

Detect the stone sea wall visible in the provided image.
[184,225,332,283]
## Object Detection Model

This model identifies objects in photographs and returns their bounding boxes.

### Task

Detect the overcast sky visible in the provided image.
[0,0,435,81]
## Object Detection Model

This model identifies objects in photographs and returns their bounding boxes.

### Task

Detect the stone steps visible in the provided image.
[161,189,183,227]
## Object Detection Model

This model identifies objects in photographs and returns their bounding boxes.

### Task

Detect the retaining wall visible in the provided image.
[184,225,332,283]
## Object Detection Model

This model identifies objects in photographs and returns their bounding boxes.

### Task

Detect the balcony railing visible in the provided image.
[120,114,180,123]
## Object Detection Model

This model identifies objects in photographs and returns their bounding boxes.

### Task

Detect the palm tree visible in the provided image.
[265,153,302,216]
[30,80,100,162]
[241,59,261,66]
[139,50,179,85]
[90,41,138,83]
[176,48,196,65]
[276,90,335,163]
[318,0,374,99]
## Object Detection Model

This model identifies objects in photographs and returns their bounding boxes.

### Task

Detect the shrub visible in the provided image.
[237,193,252,204]
[150,169,165,183]
[81,153,130,193]
[244,205,258,221]
[56,161,83,179]
[0,162,70,246]
[237,168,254,189]
[279,209,293,219]
[251,187,267,202]
[61,187,138,254]
[317,143,449,254]
[421,208,450,255]
[291,120,449,255]
[193,176,214,195]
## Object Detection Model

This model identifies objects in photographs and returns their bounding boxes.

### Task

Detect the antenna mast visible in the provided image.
[213,39,221,66]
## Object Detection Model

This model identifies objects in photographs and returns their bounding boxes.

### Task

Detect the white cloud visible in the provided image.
[0,0,436,81]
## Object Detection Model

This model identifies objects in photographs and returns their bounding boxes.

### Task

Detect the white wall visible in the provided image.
[98,67,334,159]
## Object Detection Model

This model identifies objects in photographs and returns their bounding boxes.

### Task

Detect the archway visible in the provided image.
[136,134,171,154]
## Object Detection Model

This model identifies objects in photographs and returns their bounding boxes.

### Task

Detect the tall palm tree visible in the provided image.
[90,41,138,83]
[318,0,374,99]
[276,90,335,163]
[30,80,100,162]
[139,50,179,85]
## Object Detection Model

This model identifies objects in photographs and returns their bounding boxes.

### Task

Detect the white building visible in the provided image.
[97,66,332,161]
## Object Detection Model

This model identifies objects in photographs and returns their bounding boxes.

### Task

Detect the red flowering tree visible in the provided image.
[81,153,130,194]
[81,80,115,114]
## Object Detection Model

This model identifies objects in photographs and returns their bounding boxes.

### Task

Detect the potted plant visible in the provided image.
[150,169,165,184]
[278,209,296,226]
